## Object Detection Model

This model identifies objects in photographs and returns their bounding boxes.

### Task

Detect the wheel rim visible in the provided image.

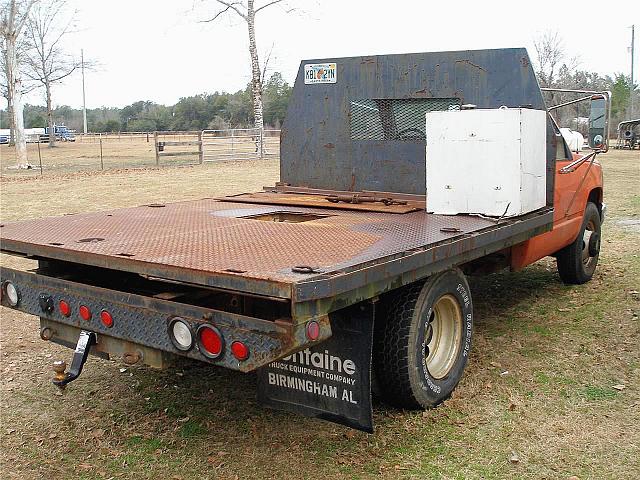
[424,294,463,379]
[581,218,599,272]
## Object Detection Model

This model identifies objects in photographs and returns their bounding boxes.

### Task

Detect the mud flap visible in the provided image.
[257,303,374,433]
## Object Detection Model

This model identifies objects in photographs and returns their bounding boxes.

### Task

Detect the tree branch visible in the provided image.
[200,1,247,22]
[261,42,273,83]
[200,4,233,22]
[13,0,39,35]
[49,62,77,82]
[254,0,283,14]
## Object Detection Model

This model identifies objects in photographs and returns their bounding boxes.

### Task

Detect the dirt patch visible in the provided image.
[616,217,640,233]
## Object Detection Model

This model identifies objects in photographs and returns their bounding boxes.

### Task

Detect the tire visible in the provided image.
[556,202,601,285]
[373,268,473,409]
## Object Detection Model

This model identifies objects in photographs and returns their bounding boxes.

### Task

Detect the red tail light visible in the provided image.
[231,341,249,361]
[306,321,320,341]
[59,300,71,317]
[79,305,92,321]
[100,310,114,328]
[197,325,224,359]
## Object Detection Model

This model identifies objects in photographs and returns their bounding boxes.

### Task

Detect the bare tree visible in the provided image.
[1,0,39,166]
[2,35,39,144]
[24,0,79,147]
[533,30,579,88]
[200,1,291,152]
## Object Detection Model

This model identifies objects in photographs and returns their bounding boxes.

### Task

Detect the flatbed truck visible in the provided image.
[0,48,608,432]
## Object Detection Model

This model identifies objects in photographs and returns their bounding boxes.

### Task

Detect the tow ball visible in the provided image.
[52,330,97,389]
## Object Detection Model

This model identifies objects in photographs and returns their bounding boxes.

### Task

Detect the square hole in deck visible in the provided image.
[239,211,332,223]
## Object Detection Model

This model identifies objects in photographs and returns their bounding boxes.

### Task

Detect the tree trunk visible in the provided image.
[5,96,15,145]
[46,80,56,147]
[6,34,28,167]
[246,0,263,155]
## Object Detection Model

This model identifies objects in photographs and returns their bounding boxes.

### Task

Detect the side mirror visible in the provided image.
[588,95,607,150]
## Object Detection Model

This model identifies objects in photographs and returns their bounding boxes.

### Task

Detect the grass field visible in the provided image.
[0,147,638,480]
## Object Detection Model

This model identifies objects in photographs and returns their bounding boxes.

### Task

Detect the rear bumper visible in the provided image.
[0,268,330,372]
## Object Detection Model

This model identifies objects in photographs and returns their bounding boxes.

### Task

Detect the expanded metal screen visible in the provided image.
[350,98,461,141]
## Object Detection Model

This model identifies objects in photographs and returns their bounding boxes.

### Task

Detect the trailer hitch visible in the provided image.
[52,330,97,389]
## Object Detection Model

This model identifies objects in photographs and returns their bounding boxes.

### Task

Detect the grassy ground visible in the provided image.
[0,149,638,480]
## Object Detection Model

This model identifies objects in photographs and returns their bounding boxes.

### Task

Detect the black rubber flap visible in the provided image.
[257,303,374,433]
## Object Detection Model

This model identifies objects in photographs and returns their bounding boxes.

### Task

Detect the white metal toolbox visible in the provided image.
[425,108,547,217]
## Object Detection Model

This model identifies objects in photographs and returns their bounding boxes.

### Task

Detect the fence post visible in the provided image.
[37,140,43,175]
[198,131,204,164]
[260,128,264,159]
[154,131,159,166]
[99,133,104,170]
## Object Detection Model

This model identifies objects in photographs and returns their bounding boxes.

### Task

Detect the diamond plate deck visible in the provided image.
[0,199,498,296]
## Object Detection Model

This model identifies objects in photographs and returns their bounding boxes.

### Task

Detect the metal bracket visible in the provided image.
[325,194,407,206]
[52,330,97,388]
[559,151,599,174]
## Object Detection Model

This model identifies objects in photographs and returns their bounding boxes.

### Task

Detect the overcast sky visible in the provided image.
[6,0,639,109]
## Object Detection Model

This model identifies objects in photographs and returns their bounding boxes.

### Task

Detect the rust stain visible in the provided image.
[455,59,486,73]
[324,143,335,149]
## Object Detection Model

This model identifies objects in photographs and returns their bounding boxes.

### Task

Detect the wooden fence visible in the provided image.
[154,131,203,165]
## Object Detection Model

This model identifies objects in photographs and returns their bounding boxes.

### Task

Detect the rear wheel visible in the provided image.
[556,202,601,285]
[373,269,473,409]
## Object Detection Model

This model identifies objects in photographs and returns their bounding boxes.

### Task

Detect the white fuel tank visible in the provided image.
[425,108,547,217]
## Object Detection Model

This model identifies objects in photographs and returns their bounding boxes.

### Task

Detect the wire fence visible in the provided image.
[201,128,280,161]
[0,129,281,177]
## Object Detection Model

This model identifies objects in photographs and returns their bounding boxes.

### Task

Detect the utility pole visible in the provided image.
[631,25,635,117]
[81,48,87,134]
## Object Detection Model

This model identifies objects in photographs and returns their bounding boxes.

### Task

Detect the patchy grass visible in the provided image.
[580,385,618,401]
[0,149,638,479]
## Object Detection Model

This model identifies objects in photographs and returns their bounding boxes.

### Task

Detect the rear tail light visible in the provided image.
[79,305,92,321]
[306,320,320,341]
[197,324,224,359]
[231,341,249,361]
[59,300,71,317]
[100,310,114,328]
[169,318,194,351]
[2,281,20,307]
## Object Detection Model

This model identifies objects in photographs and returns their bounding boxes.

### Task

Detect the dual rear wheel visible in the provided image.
[374,268,473,409]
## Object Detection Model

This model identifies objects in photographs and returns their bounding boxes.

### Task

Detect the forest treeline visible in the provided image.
[0,72,291,132]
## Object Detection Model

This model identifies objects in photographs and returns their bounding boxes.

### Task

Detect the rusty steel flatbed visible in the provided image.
[0,198,553,316]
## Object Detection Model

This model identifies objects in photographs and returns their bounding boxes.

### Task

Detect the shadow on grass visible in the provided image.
[116,264,570,442]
